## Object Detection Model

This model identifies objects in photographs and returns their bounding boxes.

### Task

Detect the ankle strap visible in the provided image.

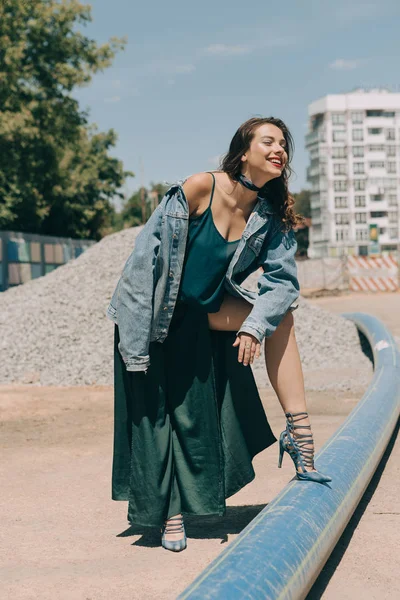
[163,515,184,534]
[284,412,315,469]
[286,413,312,431]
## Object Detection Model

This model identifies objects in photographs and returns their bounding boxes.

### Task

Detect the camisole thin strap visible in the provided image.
[206,172,216,208]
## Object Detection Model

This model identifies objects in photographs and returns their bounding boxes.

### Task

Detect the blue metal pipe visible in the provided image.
[179,313,400,600]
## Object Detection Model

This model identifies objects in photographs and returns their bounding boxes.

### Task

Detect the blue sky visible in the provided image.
[74,0,400,202]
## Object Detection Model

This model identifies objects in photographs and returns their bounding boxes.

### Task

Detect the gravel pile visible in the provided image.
[0,226,375,390]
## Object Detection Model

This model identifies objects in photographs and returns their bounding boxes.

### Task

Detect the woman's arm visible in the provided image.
[182,172,214,216]
[238,225,300,344]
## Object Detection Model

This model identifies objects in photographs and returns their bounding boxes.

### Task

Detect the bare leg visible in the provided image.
[209,295,315,471]
[264,312,315,471]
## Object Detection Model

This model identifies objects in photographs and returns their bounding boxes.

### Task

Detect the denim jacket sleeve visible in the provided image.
[238,225,300,344]
[114,199,164,372]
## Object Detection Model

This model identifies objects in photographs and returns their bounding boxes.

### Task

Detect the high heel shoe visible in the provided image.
[161,515,187,552]
[278,411,332,483]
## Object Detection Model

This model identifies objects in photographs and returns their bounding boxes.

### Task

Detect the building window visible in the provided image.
[369,161,385,169]
[351,112,364,124]
[335,196,348,208]
[370,211,388,218]
[388,195,397,206]
[335,229,349,241]
[386,128,395,140]
[354,179,366,191]
[386,145,396,156]
[332,113,346,125]
[370,194,384,202]
[353,162,365,174]
[352,146,364,157]
[388,211,398,223]
[332,130,346,142]
[366,110,395,118]
[387,162,397,173]
[368,128,383,135]
[332,147,347,158]
[389,228,399,239]
[335,213,350,225]
[356,229,369,241]
[355,195,366,207]
[368,144,385,151]
[355,212,367,223]
[334,180,347,192]
[334,163,347,175]
[379,227,386,235]
[352,129,364,141]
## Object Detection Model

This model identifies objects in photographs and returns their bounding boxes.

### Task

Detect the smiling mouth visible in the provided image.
[268,158,283,168]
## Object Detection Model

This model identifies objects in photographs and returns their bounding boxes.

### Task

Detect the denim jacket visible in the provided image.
[107,181,300,372]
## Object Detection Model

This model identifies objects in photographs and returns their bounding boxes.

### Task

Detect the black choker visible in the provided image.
[235,173,262,192]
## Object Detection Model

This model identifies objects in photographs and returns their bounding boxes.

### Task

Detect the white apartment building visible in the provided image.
[305,89,400,258]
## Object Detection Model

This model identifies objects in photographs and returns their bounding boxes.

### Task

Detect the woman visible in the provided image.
[107,116,331,553]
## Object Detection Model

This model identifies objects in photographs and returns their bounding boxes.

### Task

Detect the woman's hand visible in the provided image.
[232,333,261,366]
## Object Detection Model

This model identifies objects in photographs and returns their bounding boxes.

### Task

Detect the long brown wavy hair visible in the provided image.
[219,116,304,231]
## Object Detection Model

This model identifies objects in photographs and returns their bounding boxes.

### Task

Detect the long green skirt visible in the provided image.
[112,302,276,528]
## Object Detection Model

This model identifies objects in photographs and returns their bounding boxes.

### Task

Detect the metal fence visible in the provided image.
[297,257,349,292]
[0,231,95,292]
[297,254,400,294]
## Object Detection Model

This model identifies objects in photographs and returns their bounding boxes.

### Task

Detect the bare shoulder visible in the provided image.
[182,172,214,215]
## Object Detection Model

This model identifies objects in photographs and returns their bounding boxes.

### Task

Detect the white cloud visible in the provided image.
[329,59,362,70]
[203,44,251,57]
[173,64,196,74]
[104,96,121,103]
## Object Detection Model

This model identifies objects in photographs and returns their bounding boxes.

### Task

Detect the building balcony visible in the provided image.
[368,200,388,211]
[365,133,386,144]
[305,130,326,146]
[366,150,386,159]
[365,117,396,129]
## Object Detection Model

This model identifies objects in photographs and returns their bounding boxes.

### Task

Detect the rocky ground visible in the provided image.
[0,226,373,391]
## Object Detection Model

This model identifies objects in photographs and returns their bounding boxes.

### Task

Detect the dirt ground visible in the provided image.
[0,291,399,600]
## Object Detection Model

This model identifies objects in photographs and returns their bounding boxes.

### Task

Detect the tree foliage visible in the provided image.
[118,182,170,229]
[293,189,311,257]
[0,0,131,239]
[293,189,311,219]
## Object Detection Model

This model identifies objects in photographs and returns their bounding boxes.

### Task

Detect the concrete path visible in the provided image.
[0,291,398,599]
[0,385,361,600]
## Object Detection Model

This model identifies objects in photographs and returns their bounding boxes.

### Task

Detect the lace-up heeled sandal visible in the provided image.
[161,515,187,552]
[278,411,332,483]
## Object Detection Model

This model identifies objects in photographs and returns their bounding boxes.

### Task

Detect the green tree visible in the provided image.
[0,0,132,240]
[293,189,311,218]
[293,189,311,257]
[119,181,170,228]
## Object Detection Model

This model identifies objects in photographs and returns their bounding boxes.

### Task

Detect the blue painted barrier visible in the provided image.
[179,313,400,600]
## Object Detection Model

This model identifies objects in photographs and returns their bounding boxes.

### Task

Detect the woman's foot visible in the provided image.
[278,412,332,483]
[161,513,187,552]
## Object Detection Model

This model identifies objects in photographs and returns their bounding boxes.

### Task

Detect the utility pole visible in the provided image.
[139,157,146,224]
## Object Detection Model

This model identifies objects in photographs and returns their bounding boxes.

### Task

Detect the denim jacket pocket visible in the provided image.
[165,208,188,219]
[247,234,265,254]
